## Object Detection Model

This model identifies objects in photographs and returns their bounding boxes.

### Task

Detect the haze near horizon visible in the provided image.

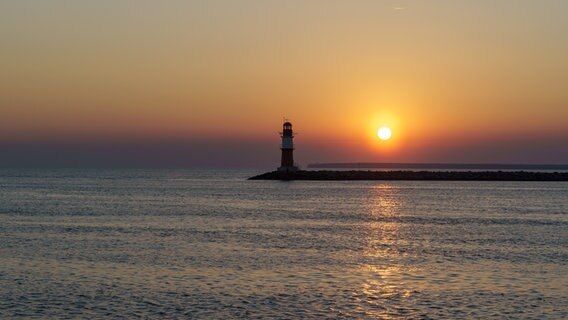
[1,0,567,167]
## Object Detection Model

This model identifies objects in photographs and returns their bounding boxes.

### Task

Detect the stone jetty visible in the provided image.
[249,170,568,181]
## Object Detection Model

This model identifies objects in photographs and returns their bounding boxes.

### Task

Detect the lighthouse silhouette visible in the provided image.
[278,121,298,172]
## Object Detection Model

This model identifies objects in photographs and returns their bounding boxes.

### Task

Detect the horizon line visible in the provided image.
[308,162,568,170]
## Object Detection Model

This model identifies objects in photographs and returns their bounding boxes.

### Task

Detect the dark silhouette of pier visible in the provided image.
[249,170,568,181]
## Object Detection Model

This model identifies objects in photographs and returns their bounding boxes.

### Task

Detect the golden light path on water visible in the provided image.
[360,184,412,318]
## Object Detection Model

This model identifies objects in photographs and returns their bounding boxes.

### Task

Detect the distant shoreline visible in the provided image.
[307,163,568,171]
[249,170,568,181]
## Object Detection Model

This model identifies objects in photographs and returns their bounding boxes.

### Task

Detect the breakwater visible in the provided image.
[249,170,568,181]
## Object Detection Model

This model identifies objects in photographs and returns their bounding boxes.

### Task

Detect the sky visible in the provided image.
[1,0,567,168]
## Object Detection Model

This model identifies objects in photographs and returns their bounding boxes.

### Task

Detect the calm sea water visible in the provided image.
[1,169,567,319]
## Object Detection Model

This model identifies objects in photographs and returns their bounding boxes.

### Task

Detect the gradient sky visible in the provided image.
[1,0,567,168]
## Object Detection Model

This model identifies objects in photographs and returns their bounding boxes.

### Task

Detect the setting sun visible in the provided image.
[377,127,392,141]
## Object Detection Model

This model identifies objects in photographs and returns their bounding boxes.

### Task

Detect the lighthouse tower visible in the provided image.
[278,121,298,172]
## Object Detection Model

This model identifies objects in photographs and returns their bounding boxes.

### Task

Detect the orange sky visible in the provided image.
[1,1,567,167]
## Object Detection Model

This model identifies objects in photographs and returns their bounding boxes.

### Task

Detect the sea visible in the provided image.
[1,169,567,319]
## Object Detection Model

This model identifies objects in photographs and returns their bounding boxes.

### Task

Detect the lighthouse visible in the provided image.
[278,121,298,172]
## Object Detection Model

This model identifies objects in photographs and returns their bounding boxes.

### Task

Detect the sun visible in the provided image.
[377,127,392,140]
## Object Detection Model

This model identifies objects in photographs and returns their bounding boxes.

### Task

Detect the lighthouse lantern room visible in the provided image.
[278,121,298,172]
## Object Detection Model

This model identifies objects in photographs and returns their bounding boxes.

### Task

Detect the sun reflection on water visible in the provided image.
[369,184,400,219]
[357,183,420,317]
